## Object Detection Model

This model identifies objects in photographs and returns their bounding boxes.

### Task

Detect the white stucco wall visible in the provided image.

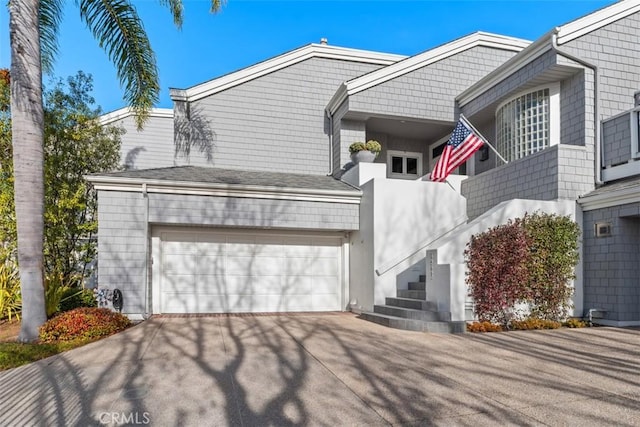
[344,164,468,312]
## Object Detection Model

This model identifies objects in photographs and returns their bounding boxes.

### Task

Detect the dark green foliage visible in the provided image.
[59,287,97,312]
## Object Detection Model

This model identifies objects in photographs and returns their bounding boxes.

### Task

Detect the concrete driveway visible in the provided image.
[1,313,639,426]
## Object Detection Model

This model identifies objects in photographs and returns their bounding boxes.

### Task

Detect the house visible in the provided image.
[89,0,640,330]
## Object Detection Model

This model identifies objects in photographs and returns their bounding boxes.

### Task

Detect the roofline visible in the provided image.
[556,0,640,44]
[456,30,556,107]
[326,32,530,116]
[99,107,174,126]
[169,43,406,103]
[86,175,363,204]
[578,182,640,211]
[458,0,640,107]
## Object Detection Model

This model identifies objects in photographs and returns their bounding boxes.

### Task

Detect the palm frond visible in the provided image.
[39,0,65,74]
[158,0,184,29]
[210,0,224,13]
[78,0,159,129]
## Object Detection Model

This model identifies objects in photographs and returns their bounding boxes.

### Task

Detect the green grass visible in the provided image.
[0,339,93,371]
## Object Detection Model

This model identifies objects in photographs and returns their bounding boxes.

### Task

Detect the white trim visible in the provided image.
[578,182,640,211]
[151,235,161,314]
[456,32,554,107]
[170,43,404,103]
[99,107,173,125]
[601,161,640,183]
[428,134,452,171]
[556,0,640,44]
[459,0,640,107]
[631,109,640,159]
[386,150,423,179]
[494,83,560,163]
[328,32,530,115]
[88,178,362,204]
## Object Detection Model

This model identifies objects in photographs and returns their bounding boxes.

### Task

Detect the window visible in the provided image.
[387,150,422,179]
[495,84,559,163]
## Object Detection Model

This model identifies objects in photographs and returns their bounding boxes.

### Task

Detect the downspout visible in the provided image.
[326,108,334,176]
[142,183,151,319]
[551,29,603,185]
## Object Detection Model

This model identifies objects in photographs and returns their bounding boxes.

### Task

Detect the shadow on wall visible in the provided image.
[123,147,146,170]
[174,104,216,164]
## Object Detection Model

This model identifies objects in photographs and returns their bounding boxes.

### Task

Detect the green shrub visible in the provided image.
[465,212,580,326]
[467,321,503,333]
[0,261,21,321]
[59,287,97,312]
[563,318,587,328]
[39,307,131,342]
[510,318,561,330]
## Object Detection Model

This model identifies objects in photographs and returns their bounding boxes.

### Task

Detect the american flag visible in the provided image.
[430,117,484,182]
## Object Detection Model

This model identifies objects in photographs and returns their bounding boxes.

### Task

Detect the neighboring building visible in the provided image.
[89,0,640,330]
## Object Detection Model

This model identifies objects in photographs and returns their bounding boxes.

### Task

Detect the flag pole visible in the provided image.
[459,114,508,164]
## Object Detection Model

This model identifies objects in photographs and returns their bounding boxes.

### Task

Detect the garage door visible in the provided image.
[155,229,344,313]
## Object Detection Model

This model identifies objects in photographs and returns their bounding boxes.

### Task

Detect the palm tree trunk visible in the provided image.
[10,0,47,342]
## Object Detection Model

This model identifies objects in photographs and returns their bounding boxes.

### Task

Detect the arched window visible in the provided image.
[496,84,559,163]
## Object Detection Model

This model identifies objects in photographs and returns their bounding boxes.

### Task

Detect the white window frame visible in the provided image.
[495,83,560,164]
[387,150,423,179]
[631,107,640,159]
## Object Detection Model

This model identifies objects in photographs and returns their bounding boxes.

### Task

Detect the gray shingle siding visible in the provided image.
[583,205,640,322]
[97,191,147,314]
[97,189,359,314]
[561,12,640,119]
[560,71,587,147]
[462,146,559,220]
[112,115,178,170]
[190,57,383,175]
[350,46,517,123]
[602,113,632,167]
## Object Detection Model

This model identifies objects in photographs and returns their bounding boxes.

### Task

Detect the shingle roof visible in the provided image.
[90,166,360,193]
[580,175,640,198]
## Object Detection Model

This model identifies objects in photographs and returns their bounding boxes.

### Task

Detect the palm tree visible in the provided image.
[9,0,222,341]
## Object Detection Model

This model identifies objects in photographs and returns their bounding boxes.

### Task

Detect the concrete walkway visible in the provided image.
[1,313,639,426]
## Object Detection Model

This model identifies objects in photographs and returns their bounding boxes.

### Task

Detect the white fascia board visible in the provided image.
[99,107,174,125]
[170,44,405,103]
[87,176,362,204]
[578,182,640,211]
[556,0,640,45]
[326,32,530,115]
[457,31,555,107]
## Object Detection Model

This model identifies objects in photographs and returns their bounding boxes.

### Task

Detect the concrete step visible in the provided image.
[374,305,444,321]
[359,312,465,334]
[385,297,437,311]
[408,281,426,291]
[397,289,426,299]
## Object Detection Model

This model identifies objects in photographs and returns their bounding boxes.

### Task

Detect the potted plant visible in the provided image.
[349,140,381,164]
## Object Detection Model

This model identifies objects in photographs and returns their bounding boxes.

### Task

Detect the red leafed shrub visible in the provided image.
[465,213,580,327]
[466,321,503,333]
[465,218,531,326]
[39,307,131,342]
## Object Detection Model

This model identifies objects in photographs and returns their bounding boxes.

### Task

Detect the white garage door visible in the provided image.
[155,229,344,313]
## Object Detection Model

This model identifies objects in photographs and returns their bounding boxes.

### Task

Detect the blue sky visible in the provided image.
[0,0,614,114]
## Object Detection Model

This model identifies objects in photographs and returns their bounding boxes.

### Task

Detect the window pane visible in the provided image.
[406,158,418,175]
[391,156,403,173]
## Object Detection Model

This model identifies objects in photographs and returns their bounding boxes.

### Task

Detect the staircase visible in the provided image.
[359,275,466,334]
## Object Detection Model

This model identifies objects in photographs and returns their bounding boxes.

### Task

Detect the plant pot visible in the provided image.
[350,150,377,164]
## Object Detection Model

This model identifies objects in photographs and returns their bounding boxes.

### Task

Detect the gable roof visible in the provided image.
[99,107,173,126]
[169,43,406,103]
[87,166,362,203]
[326,32,531,115]
[458,0,640,106]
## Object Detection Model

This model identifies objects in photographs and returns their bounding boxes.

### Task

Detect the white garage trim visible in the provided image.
[151,227,349,314]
